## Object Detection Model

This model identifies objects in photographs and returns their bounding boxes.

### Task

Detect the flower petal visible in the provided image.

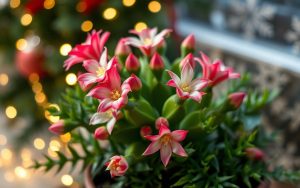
[166,70,181,87]
[89,112,111,125]
[98,98,113,112]
[160,144,172,167]
[142,141,161,156]
[107,116,117,134]
[171,141,188,157]
[171,130,188,142]
[159,125,171,136]
[87,86,111,99]
[189,91,203,102]
[78,73,98,90]
[181,62,194,85]
[144,135,160,141]
[82,59,100,74]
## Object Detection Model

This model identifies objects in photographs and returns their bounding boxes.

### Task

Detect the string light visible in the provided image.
[0,73,9,86]
[32,82,43,93]
[60,43,72,56]
[20,13,33,26]
[35,92,47,104]
[10,0,20,8]
[134,22,147,32]
[65,73,77,86]
[44,0,55,9]
[16,38,27,51]
[33,138,45,150]
[49,140,61,152]
[81,20,93,32]
[5,106,17,119]
[76,1,86,13]
[14,166,28,179]
[1,148,12,161]
[29,73,39,83]
[60,133,71,143]
[103,7,117,20]
[48,147,58,158]
[122,0,135,7]
[61,174,73,186]
[148,1,161,13]
[0,135,7,145]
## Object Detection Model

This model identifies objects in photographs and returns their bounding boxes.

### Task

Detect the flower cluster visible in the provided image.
[49,27,246,179]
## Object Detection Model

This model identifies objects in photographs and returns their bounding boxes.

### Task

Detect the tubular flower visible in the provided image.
[143,125,188,167]
[195,52,240,86]
[64,30,110,70]
[179,53,196,69]
[78,48,116,90]
[167,62,209,102]
[126,28,172,56]
[48,120,65,135]
[89,108,119,134]
[228,92,246,109]
[105,156,128,178]
[88,65,131,112]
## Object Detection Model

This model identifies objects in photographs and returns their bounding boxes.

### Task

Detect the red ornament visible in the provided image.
[15,49,47,78]
[24,0,45,15]
[79,0,105,14]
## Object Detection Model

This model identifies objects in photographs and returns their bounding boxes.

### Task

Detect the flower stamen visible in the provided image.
[111,90,121,100]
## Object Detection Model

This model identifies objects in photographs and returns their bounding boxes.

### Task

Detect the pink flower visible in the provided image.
[228,92,246,109]
[143,125,188,167]
[48,120,64,135]
[167,62,209,102]
[115,38,131,56]
[64,30,110,70]
[155,117,169,130]
[140,126,152,137]
[77,48,115,90]
[181,34,195,50]
[105,155,128,178]
[126,28,172,56]
[125,53,140,73]
[150,52,164,70]
[94,126,109,140]
[195,52,240,86]
[124,74,142,92]
[88,65,131,112]
[89,109,119,134]
[245,147,265,161]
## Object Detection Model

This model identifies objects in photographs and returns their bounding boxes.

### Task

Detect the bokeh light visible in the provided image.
[81,20,93,32]
[33,138,45,150]
[5,106,17,119]
[122,0,135,7]
[103,8,117,20]
[148,1,161,13]
[61,174,73,186]
[65,73,77,86]
[20,14,33,26]
[0,73,9,86]
[134,22,147,32]
[60,43,72,56]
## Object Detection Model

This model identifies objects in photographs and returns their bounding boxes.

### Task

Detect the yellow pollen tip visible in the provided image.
[143,38,152,46]
[111,90,121,100]
[96,67,105,77]
[160,134,171,145]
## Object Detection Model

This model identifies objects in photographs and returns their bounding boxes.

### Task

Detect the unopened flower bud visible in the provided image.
[245,147,265,161]
[150,53,164,71]
[155,117,169,130]
[48,120,65,135]
[94,127,109,140]
[180,53,195,69]
[126,74,142,92]
[125,53,140,73]
[140,126,152,137]
[228,92,246,109]
[115,38,131,57]
[181,34,195,56]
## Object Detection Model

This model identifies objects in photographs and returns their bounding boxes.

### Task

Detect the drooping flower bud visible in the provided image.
[245,147,265,161]
[150,53,164,71]
[94,127,109,140]
[140,126,152,137]
[125,53,140,73]
[105,155,128,177]
[228,92,246,109]
[179,53,195,69]
[181,34,195,56]
[155,117,169,130]
[115,38,131,57]
[48,120,65,135]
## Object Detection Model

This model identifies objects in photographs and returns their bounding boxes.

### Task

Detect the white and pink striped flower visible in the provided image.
[64,30,110,70]
[195,52,240,86]
[105,155,128,178]
[126,28,172,56]
[143,125,188,167]
[88,65,132,112]
[90,108,119,134]
[167,62,209,102]
[77,48,115,90]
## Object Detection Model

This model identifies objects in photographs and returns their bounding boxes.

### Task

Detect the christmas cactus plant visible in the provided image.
[34,28,300,187]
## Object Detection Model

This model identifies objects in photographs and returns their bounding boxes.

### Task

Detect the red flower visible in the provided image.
[105,156,128,177]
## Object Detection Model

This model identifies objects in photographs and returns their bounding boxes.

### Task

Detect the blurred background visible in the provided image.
[0,0,299,187]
